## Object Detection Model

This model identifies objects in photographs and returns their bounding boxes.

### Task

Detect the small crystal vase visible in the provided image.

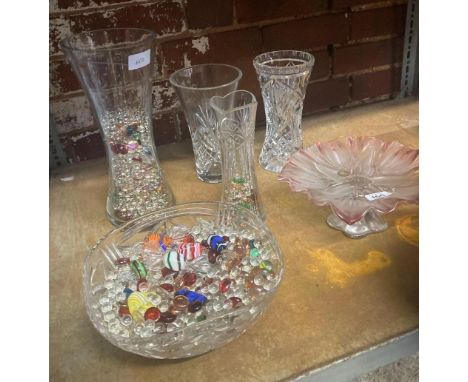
[210,90,265,220]
[170,64,242,183]
[253,50,315,173]
[60,28,174,225]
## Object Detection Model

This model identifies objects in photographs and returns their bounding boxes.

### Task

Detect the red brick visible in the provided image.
[262,13,349,50]
[309,50,330,81]
[153,113,180,145]
[351,67,401,100]
[50,95,96,134]
[333,37,403,74]
[54,0,129,11]
[303,77,350,113]
[50,1,186,55]
[50,59,81,97]
[153,80,179,112]
[61,130,105,162]
[162,28,262,72]
[186,0,233,29]
[350,5,407,40]
[331,0,394,9]
[236,0,328,23]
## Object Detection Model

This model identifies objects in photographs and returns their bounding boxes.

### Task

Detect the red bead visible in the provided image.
[144,307,161,321]
[188,301,203,313]
[183,272,197,286]
[183,235,195,245]
[118,305,130,317]
[115,257,130,265]
[160,283,174,292]
[137,279,149,292]
[219,278,232,293]
[161,267,175,277]
[160,311,177,323]
[208,249,219,264]
[111,143,128,155]
[229,297,242,309]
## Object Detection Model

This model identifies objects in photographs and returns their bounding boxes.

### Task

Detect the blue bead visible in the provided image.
[249,239,256,249]
[209,235,223,250]
[123,287,134,298]
[176,289,207,304]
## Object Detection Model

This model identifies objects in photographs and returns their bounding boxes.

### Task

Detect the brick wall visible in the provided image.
[50,0,408,162]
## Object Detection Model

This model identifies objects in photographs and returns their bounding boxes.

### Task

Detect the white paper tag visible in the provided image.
[365,191,392,201]
[128,49,151,70]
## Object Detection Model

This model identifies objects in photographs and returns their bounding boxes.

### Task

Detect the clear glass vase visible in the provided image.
[210,90,265,220]
[170,64,242,183]
[60,28,174,225]
[253,50,315,173]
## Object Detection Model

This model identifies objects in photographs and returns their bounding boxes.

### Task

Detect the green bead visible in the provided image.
[240,202,252,209]
[233,177,246,185]
[196,314,207,322]
[130,260,147,278]
[259,260,273,272]
[250,248,260,258]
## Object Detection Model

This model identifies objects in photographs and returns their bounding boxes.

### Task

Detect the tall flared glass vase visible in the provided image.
[60,28,174,225]
[170,64,242,183]
[253,50,315,173]
[210,90,265,220]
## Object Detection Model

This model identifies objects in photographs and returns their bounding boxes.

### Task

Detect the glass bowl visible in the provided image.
[83,202,284,359]
[279,136,419,238]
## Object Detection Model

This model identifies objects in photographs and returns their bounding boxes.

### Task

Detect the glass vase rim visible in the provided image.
[59,27,157,53]
[253,50,315,75]
[209,89,257,115]
[169,63,243,91]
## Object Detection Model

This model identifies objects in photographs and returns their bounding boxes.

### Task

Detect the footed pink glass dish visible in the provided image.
[279,136,419,238]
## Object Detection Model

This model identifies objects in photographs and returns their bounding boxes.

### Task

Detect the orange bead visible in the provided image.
[143,233,160,251]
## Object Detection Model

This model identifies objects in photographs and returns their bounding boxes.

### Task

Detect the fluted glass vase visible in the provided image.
[253,50,314,173]
[170,64,242,183]
[60,28,174,225]
[210,90,265,220]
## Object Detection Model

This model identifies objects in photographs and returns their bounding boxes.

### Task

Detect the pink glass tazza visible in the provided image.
[278,136,419,238]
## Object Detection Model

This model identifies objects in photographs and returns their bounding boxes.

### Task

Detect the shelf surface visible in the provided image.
[50,98,419,381]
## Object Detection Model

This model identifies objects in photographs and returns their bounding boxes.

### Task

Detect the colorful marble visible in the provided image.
[130,260,148,279]
[163,250,186,271]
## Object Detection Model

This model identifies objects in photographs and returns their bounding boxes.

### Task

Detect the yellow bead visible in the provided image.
[127,292,153,322]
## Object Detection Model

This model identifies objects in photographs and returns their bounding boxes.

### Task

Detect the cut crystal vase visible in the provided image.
[170,64,242,183]
[253,50,315,173]
[60,28,174,225]
[210,90,265,220]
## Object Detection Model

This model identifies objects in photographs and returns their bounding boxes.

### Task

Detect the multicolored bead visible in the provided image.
[208,235,229,253]
[130,260,148,279]
[163,250,186,271]
[178,242,203,261]
[127,291,154,321]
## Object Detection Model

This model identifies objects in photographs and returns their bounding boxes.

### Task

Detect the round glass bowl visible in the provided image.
[83,202,284,359]
[279,136,419,238]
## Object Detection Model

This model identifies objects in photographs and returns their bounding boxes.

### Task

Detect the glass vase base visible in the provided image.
[326,210,388,239]
[259,155,287,174]
[196,172,222,184]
